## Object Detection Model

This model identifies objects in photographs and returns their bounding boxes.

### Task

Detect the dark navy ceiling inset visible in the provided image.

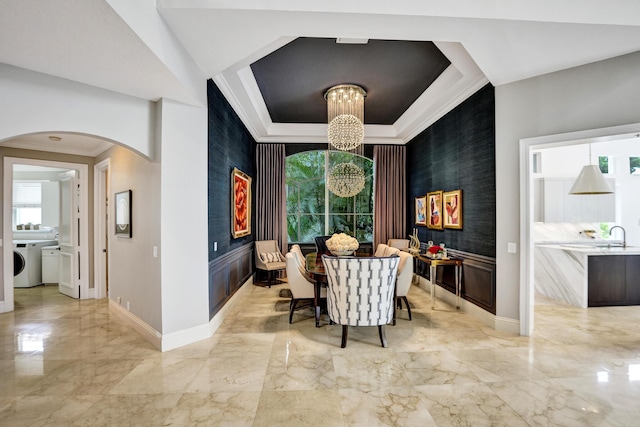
[250,38,450,125]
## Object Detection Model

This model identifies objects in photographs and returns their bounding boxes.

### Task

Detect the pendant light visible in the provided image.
[325,84,366,151]
[568,144,613,194]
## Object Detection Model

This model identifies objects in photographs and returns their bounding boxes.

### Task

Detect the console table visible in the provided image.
[415,255,463,309]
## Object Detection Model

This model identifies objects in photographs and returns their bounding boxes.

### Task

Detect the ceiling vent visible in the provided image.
[336,38,369,44]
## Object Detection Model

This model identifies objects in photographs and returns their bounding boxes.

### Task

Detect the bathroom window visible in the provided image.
[630,157,640,175]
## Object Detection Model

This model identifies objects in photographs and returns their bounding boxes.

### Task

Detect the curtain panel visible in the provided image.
[373,145,407,248]
[256,144,287,253]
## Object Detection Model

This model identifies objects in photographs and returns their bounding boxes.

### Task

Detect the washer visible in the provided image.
[13,240,58,288]
[14,250,26,276]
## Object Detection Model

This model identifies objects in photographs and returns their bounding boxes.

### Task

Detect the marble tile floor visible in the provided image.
[1,284,640,426]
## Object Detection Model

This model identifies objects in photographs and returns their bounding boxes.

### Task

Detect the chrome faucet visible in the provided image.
[609,225,626,248]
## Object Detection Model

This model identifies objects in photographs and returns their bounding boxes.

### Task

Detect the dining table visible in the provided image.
[304,251,330,327]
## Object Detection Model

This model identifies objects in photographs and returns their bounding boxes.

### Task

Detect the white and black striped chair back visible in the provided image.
[322,255,399,327]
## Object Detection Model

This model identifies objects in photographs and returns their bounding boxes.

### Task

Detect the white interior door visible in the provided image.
[58,171,80,298]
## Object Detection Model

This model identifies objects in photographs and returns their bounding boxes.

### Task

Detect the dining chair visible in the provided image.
[289,244,306,268]
[254,240,286,287]
[394,251,414,324]
[387,238,410,250]
[285,252,325,323]
[322,255,399,348]
[374,243,388,257]
[314,235,332,253]
[374,243,400,258]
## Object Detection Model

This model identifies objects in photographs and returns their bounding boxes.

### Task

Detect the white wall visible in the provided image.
[97,145,162,331]
[0,63,211,350]
[0,63,156,159]
[496,51,640,321]
[158,98,210,339]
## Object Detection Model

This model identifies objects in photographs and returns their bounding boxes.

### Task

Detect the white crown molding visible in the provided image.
[213,40,489,145]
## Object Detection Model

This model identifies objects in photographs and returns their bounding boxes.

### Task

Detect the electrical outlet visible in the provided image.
[153,246,158,258]
[117,296,121,304]
[126,301,130,311]
[214,242,218,251]
[507,243,517,253]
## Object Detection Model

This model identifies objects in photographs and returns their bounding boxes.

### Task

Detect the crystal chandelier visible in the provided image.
[327,161,365,198]
[325,84,366,151]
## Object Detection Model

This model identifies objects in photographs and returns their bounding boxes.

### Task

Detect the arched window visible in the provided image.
[286,150,373,243]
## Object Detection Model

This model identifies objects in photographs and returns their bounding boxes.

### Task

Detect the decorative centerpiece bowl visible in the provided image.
[330,249,354,256]
[326,233,359,257]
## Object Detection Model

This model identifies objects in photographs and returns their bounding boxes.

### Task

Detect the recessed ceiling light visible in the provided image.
[48,136,61,142]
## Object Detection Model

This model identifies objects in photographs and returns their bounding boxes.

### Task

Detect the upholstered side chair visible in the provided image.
[322,255,399,348]
[289,244,306,268]
[285,252,325,323]
[254,240,286,287]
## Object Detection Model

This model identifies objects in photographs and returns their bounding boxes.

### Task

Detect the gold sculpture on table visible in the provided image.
[408,229,421,255]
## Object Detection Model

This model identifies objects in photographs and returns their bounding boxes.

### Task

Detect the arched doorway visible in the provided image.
[1,132,113,312]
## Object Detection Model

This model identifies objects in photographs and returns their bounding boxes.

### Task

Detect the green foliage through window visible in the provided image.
[286,150,373,243]
[598,156,608,174]
[630,157,640,175]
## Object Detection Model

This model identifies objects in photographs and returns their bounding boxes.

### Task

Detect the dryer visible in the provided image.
[13,240,58,287]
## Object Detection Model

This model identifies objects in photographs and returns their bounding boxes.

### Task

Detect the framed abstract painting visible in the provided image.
[427,190,443,230]
[443,189,463,229]
[415,195,427,226]
[231,167,252,238]
[115,190,132,238]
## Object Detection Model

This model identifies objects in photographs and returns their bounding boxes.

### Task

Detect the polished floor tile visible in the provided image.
[0,284,639,426]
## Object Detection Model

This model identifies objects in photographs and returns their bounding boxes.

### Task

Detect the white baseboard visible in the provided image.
[161,323,212,352]
[494,315,521,334]
[109,299,162,349]
[415,277,520,334]
[108,275,255,352]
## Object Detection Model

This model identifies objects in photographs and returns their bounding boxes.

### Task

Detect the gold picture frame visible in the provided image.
[443,189,462,229]
[231,167,252,238]
[426,190,443,230]
[415,195,427,226]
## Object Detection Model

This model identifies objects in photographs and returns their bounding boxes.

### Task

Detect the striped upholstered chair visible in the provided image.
[321,255,400,348]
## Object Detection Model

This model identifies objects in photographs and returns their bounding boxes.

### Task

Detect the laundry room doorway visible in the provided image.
[2,157,89,310]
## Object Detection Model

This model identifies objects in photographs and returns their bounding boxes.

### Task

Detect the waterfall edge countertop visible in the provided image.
[535,244,640,307]
[536,243,640,255]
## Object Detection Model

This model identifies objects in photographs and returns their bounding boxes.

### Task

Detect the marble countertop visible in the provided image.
[537,243,640,255]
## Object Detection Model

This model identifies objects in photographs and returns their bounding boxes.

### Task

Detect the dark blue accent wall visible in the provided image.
[407,84,496,257]
[208,79,256,261]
